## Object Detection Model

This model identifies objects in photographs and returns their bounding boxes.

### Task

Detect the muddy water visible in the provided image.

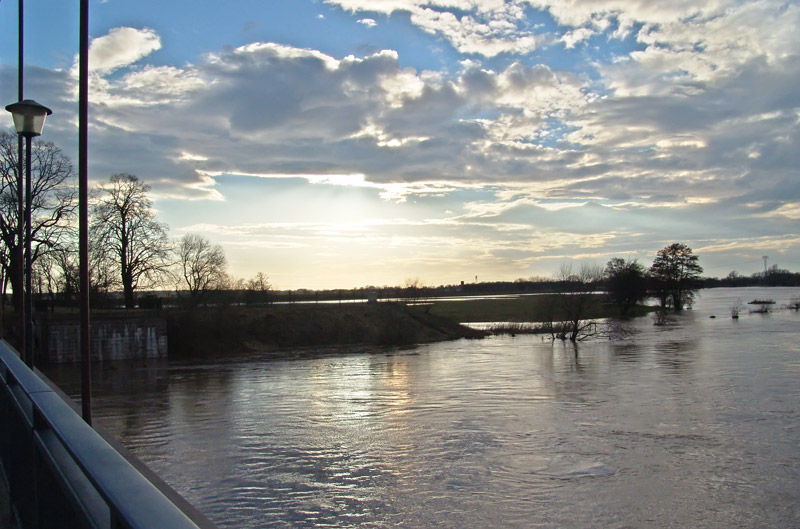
[46,287,800,528]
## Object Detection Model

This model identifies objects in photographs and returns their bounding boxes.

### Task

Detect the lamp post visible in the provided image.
[79,0,92,425]
[5,98,52,367]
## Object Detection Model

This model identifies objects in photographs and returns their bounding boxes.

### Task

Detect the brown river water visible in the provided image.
[45,287,800,528]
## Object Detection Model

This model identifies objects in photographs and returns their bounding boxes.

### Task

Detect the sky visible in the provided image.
[0,0,799,290]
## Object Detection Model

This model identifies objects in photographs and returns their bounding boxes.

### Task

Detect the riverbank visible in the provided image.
[3,293,656,362]
[165,303,487,357]
[426,293,654,323]
[164,294,657,357]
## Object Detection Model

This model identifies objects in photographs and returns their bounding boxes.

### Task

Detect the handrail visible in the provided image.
[0,340,213,529]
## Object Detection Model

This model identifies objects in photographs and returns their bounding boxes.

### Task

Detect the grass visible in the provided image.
[427,293,651,323]
[164,302,485,356]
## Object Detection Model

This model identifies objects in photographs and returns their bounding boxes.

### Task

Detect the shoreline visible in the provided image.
[165,302,487,358]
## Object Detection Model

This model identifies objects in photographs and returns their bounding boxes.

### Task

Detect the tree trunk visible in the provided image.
[122,270,135,309]
[570,319,579,342]
[123,285,135,309]
[672,291,683,312]
[8,249,23,316]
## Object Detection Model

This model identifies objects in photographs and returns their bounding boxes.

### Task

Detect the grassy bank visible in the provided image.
[166,302,486,357]
[165,295,657,357]
[427,294,655,323]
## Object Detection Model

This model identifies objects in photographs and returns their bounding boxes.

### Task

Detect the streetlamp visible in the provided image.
[5,98,52,367]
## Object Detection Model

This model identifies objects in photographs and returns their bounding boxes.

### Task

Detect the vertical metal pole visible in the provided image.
[0,2,4,342]
[16,141,24,361]
[79,0,92,424]
[17,0,22,99]
[24,135,32,366]
[17,0,26,363]
[17,0,25,99]
[0,269,3,339]
[0,0,3,340]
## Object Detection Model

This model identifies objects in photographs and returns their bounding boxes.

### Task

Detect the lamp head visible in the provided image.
[5,99,53,137]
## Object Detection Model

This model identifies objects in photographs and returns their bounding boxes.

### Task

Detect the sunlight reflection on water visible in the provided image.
[45,287,800,528]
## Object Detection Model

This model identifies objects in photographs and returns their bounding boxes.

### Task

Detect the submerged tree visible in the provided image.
[730,298,745,319]
[549,263,605,342]
[92,174,171,308]
[649,243,703,311]
[605,257,648,316]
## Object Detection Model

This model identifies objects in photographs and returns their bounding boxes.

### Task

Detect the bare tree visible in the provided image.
[403,277,423,304]
[730,298,744,319]
[0,130,76,314]
[245,272,271,304]
[176,233,227,301]
[248,271,270,292]
[91,174,171,308]
[550,263,605,342]
[53,246,80,304]
[88,232,118,302]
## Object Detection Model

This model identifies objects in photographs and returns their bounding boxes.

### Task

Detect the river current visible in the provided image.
[46,287,800,528]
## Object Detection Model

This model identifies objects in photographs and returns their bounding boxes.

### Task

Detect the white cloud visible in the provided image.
[409,6,540,56]
[561,27,594,49]
[76,26,797,220]
[88,27,161,74]
[121,66,206,97]
[325,0,416,14]
[358,18,378,27]
[326,0,542,57]
[179,152,209,162]
[524,0,755,35]
[206,42,342,71]
[30,0,796,279]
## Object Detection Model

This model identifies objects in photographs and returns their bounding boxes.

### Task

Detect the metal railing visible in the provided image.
[0,340,214,529]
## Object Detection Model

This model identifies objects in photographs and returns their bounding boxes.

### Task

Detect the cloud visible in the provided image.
[88,27,161,74]
[69,17,798,218]
[408,6,540,56]
[358,18,378,27]
[561,27,594,49]
[18,0,797,280]
[327,0,542,57]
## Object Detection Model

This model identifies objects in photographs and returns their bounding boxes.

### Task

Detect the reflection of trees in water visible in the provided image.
[552,341,582,372]
[47,359,239,449]
[69,360,175,446]
[546,343,605,406]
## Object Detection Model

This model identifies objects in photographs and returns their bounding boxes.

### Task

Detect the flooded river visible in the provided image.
[46,287,800,528]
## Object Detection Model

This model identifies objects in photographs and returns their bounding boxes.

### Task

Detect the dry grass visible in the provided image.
[427,294,621,323]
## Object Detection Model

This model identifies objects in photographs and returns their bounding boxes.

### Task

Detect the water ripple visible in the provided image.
[42,287,800,529]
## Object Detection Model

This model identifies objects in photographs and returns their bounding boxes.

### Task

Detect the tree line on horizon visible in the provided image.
[1,130,798,318]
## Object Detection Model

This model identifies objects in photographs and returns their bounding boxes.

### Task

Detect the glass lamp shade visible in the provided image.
[5,99,53,137]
